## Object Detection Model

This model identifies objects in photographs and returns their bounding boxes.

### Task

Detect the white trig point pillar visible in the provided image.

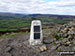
[29,20,43,45]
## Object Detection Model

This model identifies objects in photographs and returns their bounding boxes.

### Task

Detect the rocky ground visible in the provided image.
[0,24,75,56]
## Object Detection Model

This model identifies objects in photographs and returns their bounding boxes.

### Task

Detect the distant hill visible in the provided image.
[0,12,75,19]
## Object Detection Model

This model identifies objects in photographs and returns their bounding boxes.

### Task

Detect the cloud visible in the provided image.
[0,0,75,15]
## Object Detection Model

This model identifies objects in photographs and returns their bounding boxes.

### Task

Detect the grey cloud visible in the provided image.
[0,0,75,15]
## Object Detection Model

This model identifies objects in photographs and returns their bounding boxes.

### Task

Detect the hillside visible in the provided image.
[0,12,75,20]
[0,12,75,32]
[0,12,75,56]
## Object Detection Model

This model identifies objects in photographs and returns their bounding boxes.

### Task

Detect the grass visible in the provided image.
[0,28,17,31]
[0,33,17,39]
[0,16,73,32]
[0,32,29,39]
[51,28,63,40]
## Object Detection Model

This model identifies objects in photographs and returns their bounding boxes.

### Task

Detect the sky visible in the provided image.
[0,0,75,15]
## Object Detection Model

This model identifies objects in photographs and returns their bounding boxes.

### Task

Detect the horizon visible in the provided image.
[0,0,75,15]
[0,12,75,16]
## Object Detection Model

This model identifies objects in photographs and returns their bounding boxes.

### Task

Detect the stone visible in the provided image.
[56,22,75,41]
[6,33,9,35]
[60,46,73,51]
[5,47,13,52]
[57,33,63,37]
[72,47,75,51]
[63,34,68,37]
[55,41,59,44]
[4,52,12,56]
[61,38,68,43]
[64,41,70,46]
[43,46,47,50]
[68,35,72,39]
[66,41,70,45]
[68,31,75,35]
[40,45,47,52]
[54,38,56,41]
[64,28,68,32]
[69,44,73,47]
[40,47,44,52]
[0,39,3,42]
[72,39,75,45]
[43,39,54,44]
[69,27,74,31]
[51,46,56,50]
[68,35,73,41]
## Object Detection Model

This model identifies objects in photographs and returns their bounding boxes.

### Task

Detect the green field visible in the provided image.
[0,15,74,31]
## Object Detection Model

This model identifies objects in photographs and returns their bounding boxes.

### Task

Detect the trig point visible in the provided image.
[29,20,43,45]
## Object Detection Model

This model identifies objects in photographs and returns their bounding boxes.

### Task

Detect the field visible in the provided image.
[0,18,31,31]
[0,14,74,32]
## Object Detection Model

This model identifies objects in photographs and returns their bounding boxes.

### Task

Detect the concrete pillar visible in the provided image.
[29,20,43,45]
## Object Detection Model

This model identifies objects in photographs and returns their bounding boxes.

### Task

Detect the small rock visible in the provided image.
[51,46,56,50]
[5,47,13,52]
[72,47,75,51]
[55,41,59,44]
[69,44,73,47]
[68,35,72,39]
[66,41,70,44]
[63,30,67,33]
[69,27,74,31]
[61,38,68,43]
[63,34,68,37]
[40,45,47,52]
[54,38,56,41]
[40,47,44,52]
[0,39,3,42]
[4,52,12,56]
[72,39,75,45]
[64,41,70,46]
